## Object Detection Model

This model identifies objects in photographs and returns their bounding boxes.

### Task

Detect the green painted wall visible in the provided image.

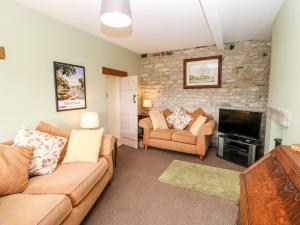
[0,0,140,140]
[265,0,300,152]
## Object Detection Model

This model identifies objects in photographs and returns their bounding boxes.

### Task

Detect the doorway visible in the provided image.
[106,76,121,140]
[106,75,138,148]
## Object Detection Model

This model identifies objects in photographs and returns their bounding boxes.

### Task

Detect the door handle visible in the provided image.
[133,94,136,104]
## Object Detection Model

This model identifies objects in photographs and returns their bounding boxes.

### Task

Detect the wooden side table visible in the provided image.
[138,112,149,141]
[113,137,118,167]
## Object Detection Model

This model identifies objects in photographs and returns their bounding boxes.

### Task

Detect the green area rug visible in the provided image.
[159,160,240,202]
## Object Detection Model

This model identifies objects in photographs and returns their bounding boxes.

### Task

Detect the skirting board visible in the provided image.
[119,137,138,149]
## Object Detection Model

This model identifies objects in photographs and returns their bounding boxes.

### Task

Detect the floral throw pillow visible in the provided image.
[14,126,67,176]
[167,108,193,130]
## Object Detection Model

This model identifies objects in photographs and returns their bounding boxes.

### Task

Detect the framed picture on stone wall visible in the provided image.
[54,61,87,112]
[183,55,222,89]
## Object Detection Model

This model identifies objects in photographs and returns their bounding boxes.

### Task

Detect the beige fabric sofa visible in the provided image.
[0,130,115,225]
[139,109,216,160]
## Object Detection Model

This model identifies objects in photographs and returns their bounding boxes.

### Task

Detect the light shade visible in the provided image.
[143,99,152,108]
[100,0,132,28]
[80,112,99,129]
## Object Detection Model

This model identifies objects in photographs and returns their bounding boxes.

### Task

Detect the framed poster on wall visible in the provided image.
[183,55,222,89]
[53,61,87,112]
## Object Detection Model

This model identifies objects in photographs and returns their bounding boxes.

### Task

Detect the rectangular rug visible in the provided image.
[159,160,240,202]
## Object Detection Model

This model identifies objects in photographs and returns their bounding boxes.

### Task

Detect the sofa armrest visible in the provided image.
[139,117,153,130]
[0,139,14,145]
[100,134,115,157]
[198,120,216,136]
[99,134,116,179]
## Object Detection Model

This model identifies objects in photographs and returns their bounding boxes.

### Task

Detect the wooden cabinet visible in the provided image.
[240,146,300,225]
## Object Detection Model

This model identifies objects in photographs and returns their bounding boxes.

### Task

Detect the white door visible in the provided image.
[106,76,121,139]
[120,76,138,148]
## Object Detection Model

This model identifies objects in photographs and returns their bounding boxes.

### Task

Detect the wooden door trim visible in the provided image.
[0,46,5,59]
[102,67,128,77]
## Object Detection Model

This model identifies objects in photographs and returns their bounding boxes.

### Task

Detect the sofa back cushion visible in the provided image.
[0,144,33,195]
[36,121,70,162]
[187,108,204,129]
[163,109,173,128]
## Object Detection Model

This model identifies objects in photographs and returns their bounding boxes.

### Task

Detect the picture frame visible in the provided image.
[53,61,87,112]
[183,55,222,89]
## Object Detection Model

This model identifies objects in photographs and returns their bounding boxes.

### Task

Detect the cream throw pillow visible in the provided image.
[149,112,169,130]
[63,129,103,163]
[189,115,207,136]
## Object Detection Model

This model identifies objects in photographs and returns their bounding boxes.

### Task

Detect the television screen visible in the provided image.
[218,109,262,140]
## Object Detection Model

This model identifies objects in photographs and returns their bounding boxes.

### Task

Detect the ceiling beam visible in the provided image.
[199,0,224,50]
[102,67,128,77]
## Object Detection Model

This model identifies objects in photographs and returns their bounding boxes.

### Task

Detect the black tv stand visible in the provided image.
[217,134,260,167]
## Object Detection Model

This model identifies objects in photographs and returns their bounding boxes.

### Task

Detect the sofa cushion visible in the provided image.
[0,145,33,195]
[149,112,169,130]
[0,193,72,225]
[36,121,71,163]
[163,109,173,128]
[167,108,192,130]
[23,157,108,206]
[63,129,103,163]
[14,126,67,176]
[189,115,207,136]
[172,130,197,145]
[150,129,175,141]
[187,108,204,129]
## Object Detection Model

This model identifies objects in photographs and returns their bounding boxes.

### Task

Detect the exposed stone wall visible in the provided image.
[140,40,271,146]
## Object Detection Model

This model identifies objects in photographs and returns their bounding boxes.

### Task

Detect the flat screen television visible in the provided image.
[218,109,262,140]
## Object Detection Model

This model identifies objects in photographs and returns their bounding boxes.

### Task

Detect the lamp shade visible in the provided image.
[143,99,152,108]
[100,0,132,28]
[80,112,99,129]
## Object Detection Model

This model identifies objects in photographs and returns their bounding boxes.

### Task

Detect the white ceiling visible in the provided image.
[13,0,284,53]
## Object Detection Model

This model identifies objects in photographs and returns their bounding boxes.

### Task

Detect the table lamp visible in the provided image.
[143,99,152,114]
[80,112,99,129]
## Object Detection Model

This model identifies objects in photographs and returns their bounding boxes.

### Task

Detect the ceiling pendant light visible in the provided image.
[100,0,132,28]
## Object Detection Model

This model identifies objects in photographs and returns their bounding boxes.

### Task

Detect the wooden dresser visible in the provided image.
[240,146,300,225]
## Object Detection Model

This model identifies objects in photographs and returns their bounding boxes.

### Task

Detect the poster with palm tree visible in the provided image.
[54,61,86,111]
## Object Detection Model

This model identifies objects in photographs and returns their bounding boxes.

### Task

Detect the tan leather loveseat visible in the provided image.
[0,121,115,225]
[139,108,216,160]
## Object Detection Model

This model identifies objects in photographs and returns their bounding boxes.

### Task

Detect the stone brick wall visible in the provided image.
[140,40,271,146]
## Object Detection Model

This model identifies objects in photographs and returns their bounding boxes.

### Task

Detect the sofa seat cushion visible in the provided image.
[172,130,197,145]
[0,193,72,225]
[23,157,108,206]
[150,129,176,141]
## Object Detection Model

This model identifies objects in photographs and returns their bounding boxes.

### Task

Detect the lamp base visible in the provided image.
[80,127,100,130]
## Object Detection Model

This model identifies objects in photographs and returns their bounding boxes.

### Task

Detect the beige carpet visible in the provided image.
[82,146,244,225]
[159,160,240,202]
